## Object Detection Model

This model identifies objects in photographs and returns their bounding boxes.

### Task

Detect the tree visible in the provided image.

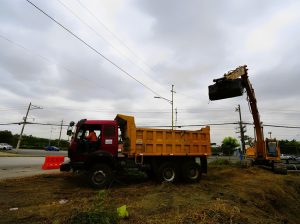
[0,130,14,145]
[279,139,300,155]
[244,135,254,147]
[221,136,240,156]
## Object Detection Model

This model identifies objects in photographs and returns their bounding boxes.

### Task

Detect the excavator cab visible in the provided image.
[265,139,280,159]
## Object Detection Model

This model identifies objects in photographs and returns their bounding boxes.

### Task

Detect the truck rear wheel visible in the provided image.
[182,161,201,183]
[157,162,177,183]
[89,164,112,188]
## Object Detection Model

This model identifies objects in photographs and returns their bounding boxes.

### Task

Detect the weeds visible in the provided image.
[209,158,233,166]
[67,190,119,224]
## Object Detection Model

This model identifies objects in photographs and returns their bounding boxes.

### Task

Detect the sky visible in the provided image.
[0,0,300,145]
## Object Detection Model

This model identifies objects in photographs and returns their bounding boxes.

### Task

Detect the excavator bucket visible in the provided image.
[209,78,244,101]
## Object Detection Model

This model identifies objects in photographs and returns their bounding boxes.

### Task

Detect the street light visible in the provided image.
[154,85,175,130]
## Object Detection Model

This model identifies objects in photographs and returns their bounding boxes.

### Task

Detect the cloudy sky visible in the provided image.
[0,0,299,144]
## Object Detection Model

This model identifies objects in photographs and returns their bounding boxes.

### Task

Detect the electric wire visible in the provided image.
[76,0,162,84]
[25,0,163,97]
[57,0,160,93]
[0,33,94,84]
[1,121,299,129]
[76,0,145,64]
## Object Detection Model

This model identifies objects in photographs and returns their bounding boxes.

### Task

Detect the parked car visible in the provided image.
[45,146,60,151]
[280,154,294,160]
[0,143,13,150]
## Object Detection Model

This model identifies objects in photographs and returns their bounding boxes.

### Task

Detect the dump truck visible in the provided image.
[208,65,285,172]
[61,114,211,188]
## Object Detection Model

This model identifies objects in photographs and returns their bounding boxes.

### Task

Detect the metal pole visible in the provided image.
[16,102,31,150]
[171,84,174,130]
[237,104,246,154]
[48,126,53,146]
[58,120,63,147]
[268,132,272,138]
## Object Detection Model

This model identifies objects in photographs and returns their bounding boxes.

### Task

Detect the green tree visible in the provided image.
[279,139,300,155]
[0,130,14,145]
[221,136,240,156]
[244,135,254,147]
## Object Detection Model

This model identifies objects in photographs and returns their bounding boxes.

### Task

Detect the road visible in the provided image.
[0,150,67,180]
[0,149,240,180]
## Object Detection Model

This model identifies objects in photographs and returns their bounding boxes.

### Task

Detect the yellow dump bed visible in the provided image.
[115,114,211,157]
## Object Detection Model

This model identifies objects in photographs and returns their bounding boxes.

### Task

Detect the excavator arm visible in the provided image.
[209,65,280,161]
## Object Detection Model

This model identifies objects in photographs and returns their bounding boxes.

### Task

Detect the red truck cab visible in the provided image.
[65,119,119,169]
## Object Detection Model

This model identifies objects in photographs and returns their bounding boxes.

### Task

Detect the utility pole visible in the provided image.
[154,85,175,130]
[16,102,42,150]
[16,102,31,150]
[48,126,53,146]
[171,84,175,130]
[268,132,272,138]
[175,108,178,128]
[58,120,63,147]
[236,104,246,154]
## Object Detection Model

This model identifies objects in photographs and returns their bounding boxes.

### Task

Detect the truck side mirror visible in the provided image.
[67,130,72,136]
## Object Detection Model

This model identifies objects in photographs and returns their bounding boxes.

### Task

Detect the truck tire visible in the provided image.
[88,164,112,188]
[157,162,177,183]
[182,161,201,183]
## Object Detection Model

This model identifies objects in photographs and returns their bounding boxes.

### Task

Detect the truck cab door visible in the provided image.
[101,124,118,155]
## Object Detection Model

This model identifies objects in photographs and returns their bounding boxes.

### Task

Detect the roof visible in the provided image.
[78,120,117,126]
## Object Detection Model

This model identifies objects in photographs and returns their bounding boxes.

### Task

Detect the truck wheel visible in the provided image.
[89,164,112,188]
[182,161,201,183]
[157,162,177,183]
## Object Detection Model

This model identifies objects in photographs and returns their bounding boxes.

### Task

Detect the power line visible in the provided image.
[76,0,161,83]
[1,120,300,129]
[263,124,300,129]
[0,32,94,84]
[76,0,144,62]
[26,0,163,97]
[0,122,68,127]
[57,0,158,90]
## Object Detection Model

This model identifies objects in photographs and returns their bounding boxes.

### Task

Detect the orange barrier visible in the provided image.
[42,156,65,170]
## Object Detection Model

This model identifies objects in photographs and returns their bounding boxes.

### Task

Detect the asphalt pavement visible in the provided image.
[0,149,67,180]
[0,149,240,180]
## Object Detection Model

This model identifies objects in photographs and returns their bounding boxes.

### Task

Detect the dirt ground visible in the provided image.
[1,164,300,224]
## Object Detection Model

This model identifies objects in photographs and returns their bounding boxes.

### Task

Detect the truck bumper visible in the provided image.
[60,161,71,172]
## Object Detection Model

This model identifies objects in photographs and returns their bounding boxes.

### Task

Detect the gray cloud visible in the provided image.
[0,0,299,143]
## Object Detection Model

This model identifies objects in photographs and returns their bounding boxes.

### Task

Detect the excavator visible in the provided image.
[208,65,286,173]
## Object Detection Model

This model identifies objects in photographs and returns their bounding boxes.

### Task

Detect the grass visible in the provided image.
[67,190,119,224]
[0,164,299,224]
[208,158,234,166]
[0,151,19,157]
[0,150,43,157]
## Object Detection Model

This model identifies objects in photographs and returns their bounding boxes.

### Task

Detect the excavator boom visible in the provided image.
[208,65,280,162]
